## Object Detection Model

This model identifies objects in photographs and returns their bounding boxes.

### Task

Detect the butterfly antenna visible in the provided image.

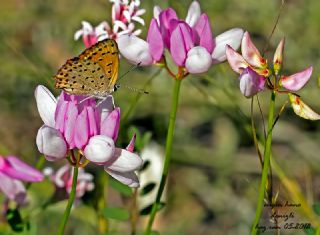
[118,62,142,82]
[115,84,149,94]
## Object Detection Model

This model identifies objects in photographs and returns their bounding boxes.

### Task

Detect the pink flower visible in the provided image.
[239,67,266,98]
[118,1,244,74]
[44,165,94,198]
[75,0,145,47]
[0,156,44,204]
[35,85,142,187]
[226,31,313,96]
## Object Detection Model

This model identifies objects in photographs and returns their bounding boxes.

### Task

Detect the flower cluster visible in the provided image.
[44,164,94,198]
[225,31,320,120]
[117,1,244,74]
[74,0,145,48]
[0,156,43,205]
[35,85,143,187]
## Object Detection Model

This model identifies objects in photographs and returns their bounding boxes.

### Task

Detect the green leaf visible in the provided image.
[110,178,132,197]
[6,208,24,232]
[140,182,156,196]
[304,227,316,235]
[150,231,160,235]
[312,203,320,216]
[139,202,165,216]
[103,207,129,221]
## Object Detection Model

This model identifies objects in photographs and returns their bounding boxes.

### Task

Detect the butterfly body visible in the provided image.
[54,39,119,96]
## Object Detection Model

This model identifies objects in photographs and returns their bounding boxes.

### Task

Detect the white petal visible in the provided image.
[74,29,84,40]
[212,28,244,64]
[97,95,115,123]
[185,1,201,27]
[123,10,132,22]
[131,16,145,26]
[153,6,162,24]
[135,9,146,17]
[36,125,67,161]
[105,169,140,187]
[84,135,115,164]
[35,85,57,127]
[114,20,127,31]
[185,46,212,74]
[106,148,143,172]
[117,35,153,65]
[54,164,70,187]
[81,21,94,35]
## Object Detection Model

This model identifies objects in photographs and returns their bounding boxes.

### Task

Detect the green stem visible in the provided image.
[144,78,182,235]
[251,91,276,235]
[98,173,108,233]
[57,166,79,235]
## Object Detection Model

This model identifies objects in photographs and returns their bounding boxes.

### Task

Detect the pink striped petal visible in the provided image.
[159,8,178,48]
[63,102,78,148]
[280,66,313,91]
[147,19,164,61]
[193,14,213,53]
[239,67,265,98]
[0,172,26,202]
[74,108,89,150]
[2,156,44,182]
[212,28,244,64]
[170,22,194,66]
[101,108,120,141]
[226,45,248,74]
[241,31,267,68]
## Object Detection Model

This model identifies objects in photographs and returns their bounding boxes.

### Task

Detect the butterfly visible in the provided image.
[54,39,119,97]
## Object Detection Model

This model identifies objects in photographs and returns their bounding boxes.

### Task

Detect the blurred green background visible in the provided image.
[1,0,320,234]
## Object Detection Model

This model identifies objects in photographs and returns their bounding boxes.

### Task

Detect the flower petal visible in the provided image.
[100,108,120,141]
[193,14,213,53]
[126,134,136,152]
[0,172,26,203]
[2,156,44,182]
[147,19,164,61]
[105,148,142,172]
[159,8,178,48]
[36,125,67,161]
[239,67,265,98]
[185,0,201,27]
[273,38,285,75]
[241,31,267,68]
[84,135,115,164]
[153,6,162,24]
[105,169,139,187]
[280,66,313,91]
[35,85,57,127]
[225,45,248,74]
[170,22,194,66]
[288,93,320,120]
[74,108,90,150]
[185,46,212,74]
[117,35,153,65]
[212,28,244,64]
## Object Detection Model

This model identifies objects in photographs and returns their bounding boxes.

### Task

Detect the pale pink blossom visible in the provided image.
[35,85,142,187]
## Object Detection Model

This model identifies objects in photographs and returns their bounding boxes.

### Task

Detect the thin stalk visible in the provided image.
[57,164,79,235]
[144,78,182,235]
[251,91,276,235]
[98,174,108,233]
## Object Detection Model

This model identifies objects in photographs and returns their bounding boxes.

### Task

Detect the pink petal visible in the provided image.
[126,134,136,153]
[74,108,89,150]
[241,31,267,68]
[36,125,67,161]
[185,0,201,27]
[100,108,120,141]
[159,8,178,48]
[280,66,313,91]
[0,172,26,202]
[105,169,139,187]
[212,28,244,64]
[84,135,115,164]
[185,46,212,74]
[153,6,162,24]
[35,85,57,127]
[2,156,44,182]
[239,67,266,98]
[193,14,214,53]
[105,148,142,173]
[97,95,115,122]
[225,45,248,74]
[63,102,78,148]
[273,38,285,75]
[147,19,164,62]
[170,22,194,66]
[117,35,153,65]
